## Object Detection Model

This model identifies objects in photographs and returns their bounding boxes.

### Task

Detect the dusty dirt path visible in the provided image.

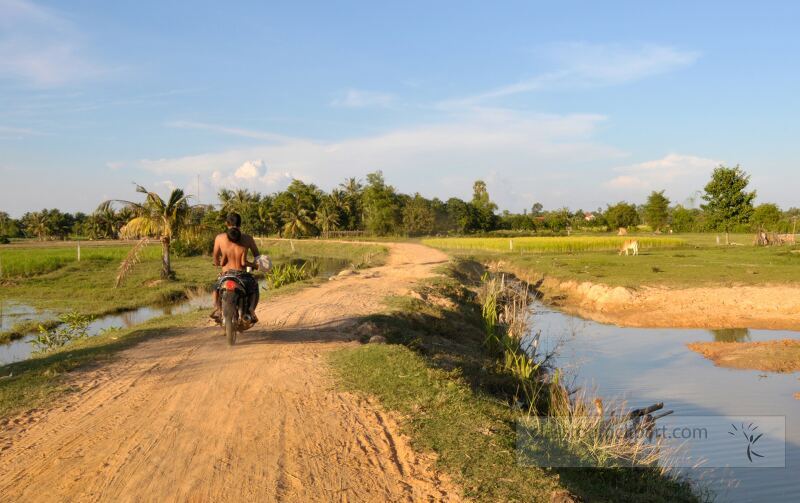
[0,243,459,503]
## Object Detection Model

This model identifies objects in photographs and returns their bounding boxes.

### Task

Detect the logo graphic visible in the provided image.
[729,422,764,462]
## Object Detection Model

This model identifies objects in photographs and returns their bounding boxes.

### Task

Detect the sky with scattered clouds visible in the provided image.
[1,0,798,215]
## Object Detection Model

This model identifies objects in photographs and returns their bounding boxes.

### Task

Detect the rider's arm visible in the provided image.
[247,235,260,259]
[244,235,260,269]
[212,236,222,267]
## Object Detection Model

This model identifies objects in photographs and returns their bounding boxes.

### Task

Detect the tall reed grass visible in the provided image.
[478,271,674,471]
[424,236,686,254]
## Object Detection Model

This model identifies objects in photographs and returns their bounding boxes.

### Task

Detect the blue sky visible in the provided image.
[1,0,798,216]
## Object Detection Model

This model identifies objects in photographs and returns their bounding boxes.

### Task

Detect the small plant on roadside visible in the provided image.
[265,261,319,289]
[30,311,95,352]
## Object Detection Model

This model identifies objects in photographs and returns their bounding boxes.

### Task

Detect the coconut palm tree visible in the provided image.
[117,185,191,280]
[315,202,340,238]
[339,178,363,230]
[24,211,50,240]
[281,194,316,238]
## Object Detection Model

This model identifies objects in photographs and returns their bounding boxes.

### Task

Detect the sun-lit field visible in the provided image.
[0,242,162,279]
[422,235,687,254]
[423,234,800,288]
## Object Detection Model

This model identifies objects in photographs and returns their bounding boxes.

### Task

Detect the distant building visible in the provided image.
[584,212,596,222]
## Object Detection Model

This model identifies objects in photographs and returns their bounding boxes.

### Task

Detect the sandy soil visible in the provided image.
[687,340,800,373]
[506,267,800,330]
[0,243,460,502]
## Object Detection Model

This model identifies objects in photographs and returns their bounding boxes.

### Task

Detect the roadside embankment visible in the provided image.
[500,262,800,330]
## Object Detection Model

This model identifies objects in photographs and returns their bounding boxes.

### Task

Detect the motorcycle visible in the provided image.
[217,270,256,345]
[216,256,272,345]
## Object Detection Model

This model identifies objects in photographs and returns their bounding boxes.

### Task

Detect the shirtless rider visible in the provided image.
[211,213,260,323]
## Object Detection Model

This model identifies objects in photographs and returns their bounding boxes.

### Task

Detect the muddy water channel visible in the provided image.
[532,302,799,502]
[0,257,349,366]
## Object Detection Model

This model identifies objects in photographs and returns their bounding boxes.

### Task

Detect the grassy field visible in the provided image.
[423,234,800,288]
[0,240,386,341]
[423,235,686,253]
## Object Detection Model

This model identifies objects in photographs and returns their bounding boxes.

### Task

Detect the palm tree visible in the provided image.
[90,201,119,239]
[117,185,191,279]
[339,178,363,230]
[26,212,50,241]
[281,194,316,238]
[315,202,340,238]
[219,188,260,215]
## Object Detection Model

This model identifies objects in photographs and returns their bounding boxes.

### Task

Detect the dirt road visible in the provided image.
[0,243,460,502]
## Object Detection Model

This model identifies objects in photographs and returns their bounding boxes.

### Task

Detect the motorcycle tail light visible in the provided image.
[224,280,237,290]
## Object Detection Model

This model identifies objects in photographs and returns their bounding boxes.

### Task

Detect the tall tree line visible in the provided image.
[2,165,798,242]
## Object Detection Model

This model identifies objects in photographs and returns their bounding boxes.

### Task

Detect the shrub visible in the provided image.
[30,311,94,352]
[265,260,319,289]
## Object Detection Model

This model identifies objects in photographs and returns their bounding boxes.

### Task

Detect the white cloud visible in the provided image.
[0,0,103,86]
[137,110,626,210]
[441,43,699,107]
[605,153,722,200]
[331,89,396,108]
[209,160,297,194]
[167,120,292,142]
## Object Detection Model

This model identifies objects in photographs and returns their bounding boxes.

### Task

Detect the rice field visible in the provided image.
[422,236,687,254]
[0,243,162,279]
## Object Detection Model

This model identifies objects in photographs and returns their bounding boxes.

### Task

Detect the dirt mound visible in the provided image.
[687,339,800,373]
[534,276,800,331]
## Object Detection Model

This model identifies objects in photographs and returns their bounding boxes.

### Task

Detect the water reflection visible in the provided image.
[532,303,799,503]
[710,328,751,343]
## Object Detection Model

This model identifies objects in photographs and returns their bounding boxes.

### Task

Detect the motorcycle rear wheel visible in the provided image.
[224,314,237,345]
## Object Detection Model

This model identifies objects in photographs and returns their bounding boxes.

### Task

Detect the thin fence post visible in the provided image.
[77,242,81,262]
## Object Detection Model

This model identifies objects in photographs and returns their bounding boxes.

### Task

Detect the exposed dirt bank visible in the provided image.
[500,263,800,330]
[687,340,800,373]
[0,243,460,502]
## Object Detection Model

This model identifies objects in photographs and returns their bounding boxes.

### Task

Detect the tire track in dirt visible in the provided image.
[0,243,460,502]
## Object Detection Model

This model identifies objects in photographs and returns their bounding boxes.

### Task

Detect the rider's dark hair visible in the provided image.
[226,212,241,228]
[226,227,242,243]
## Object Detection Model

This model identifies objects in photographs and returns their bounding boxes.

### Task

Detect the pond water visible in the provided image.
[532,302,800,502]
[0,256,349,366]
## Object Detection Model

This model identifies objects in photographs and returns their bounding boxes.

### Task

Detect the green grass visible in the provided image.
[0,242,163,279]
[424,235,800,288]
[423,236,686,254]
[501,246,800,288]
[330,263,700,502]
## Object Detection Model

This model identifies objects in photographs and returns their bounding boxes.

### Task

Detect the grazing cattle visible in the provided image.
[777,234,797,245]
[619,239,639,256]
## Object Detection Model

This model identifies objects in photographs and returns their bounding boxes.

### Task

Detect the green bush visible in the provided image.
[173,233,215,257]
[265,261,319,289]
[31,311,94,353]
